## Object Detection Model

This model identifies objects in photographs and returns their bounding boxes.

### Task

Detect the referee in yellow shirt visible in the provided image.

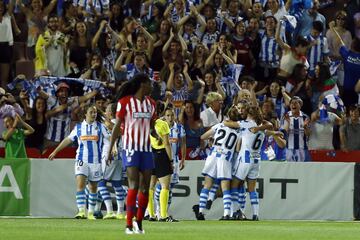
[148,114,173,221]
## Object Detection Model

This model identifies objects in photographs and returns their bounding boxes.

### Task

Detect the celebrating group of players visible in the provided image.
[48,73,285,234]
[193,99,285,221]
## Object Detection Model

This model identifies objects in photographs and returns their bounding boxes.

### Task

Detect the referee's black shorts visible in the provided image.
[152,148,173,178]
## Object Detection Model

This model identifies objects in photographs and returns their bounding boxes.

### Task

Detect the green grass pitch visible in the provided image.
[1,219,360,240]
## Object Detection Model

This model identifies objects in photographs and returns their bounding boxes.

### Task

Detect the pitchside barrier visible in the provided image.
[0,157,358,220]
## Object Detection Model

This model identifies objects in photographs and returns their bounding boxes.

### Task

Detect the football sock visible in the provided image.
[199,188,210,213]
[98,181,113,213]
[136,191,149,222]
[230,188,239,216]
[147,189,155,217]
[88,193,97,213]
[126,189,137,227]
[160,188,170,218]
[249,191,259,216]
[223,190,231,216]
[154,183,161,216]
[238,186,247,212]
[208,182,219,201]
[112,181,126,214]
[76,190,86,211]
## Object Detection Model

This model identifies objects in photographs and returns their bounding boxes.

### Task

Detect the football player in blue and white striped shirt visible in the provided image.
[98,103,127,220]
[194,105,241,220]
[305,21,330,77]
[224,101,273,220]
[49,104,107,220]
[231,106,266,221]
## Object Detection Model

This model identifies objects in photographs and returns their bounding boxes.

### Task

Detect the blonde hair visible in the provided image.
[205,92,222,106]
[227,104,240,121]
[248,106,263,125]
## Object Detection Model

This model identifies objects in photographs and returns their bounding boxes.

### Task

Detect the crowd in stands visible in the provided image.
[0,0,360,161]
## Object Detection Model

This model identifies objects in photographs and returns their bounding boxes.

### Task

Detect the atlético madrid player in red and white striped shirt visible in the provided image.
[107,73,156,235]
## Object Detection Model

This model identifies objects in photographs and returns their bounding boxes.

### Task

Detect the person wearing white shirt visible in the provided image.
[308,110,343,150]
[200,92,223,128]
[264,0,291,23]
[0,0,15,88]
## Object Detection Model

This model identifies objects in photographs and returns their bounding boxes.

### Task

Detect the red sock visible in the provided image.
[136,191,149,222]
[126,189,137,227]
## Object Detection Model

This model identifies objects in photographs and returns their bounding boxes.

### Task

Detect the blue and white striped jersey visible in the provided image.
[306,35,330,71]
[169,122,186,163]
[123,63,153,81]
[211,123,242,162]
[238,120,266,163]
[269,96,286,120]
[68,120,107,164]
[172,86,189,118]
[218,12,243,34]
[101,123,122,162]
[281,111,309,150]
[78,0,109,14]
[168,0,193,24]
[201,31,220,49]
[102,48,117,83]
[45,96,79,142]
[182,30,203,51]
[259,32,280,67]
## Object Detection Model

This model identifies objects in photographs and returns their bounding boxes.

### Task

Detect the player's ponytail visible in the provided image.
[248,106,263,125]
[227,104,240,121]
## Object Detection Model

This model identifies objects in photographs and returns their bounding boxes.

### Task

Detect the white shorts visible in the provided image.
[202,152,232,180]
[286,149,307,162]
[232,157,260,180]
[75,160,102,182]
[102,158,122,181]
[171,159,180,184]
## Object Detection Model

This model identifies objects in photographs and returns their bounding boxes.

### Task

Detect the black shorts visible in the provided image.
[152,148,173,178]
[0,42,13,63]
